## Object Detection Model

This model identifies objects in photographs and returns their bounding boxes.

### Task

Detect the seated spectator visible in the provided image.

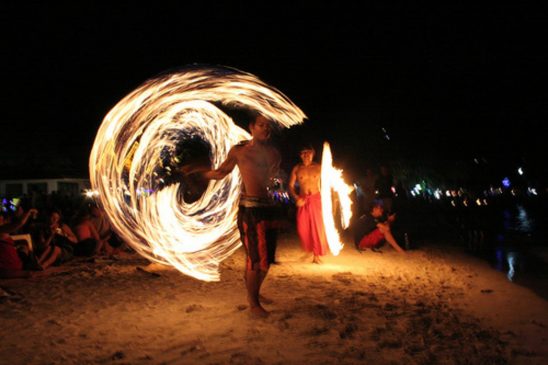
[34,209,78,268]
[89,203,125,253]
[11,200,35,235]
[0,208,43,278]
[354,201,405,253]
[34,232,63,270]
[48,209,78,244]
[73,206,113,256]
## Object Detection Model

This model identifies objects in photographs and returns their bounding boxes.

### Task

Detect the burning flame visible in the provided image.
[89,66,306,281]
[320,142,353,256]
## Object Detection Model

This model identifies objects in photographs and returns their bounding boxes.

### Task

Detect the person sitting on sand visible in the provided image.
[0,208,46,277]
[73,206,113,257]
[89,202,126,254]
[34,209,78,269]
[38,209,78,265]
[354,200,405,253]
[45,209,78,244]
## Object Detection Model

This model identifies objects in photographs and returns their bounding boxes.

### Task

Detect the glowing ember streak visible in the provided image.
[320,142,353,256]
[89,66,306,281]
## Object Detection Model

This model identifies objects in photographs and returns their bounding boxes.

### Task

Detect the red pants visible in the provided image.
[297,193,328,256]
[358,228,385,249]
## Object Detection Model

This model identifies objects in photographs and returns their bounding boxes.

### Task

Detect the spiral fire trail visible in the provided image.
[89,66,306,281]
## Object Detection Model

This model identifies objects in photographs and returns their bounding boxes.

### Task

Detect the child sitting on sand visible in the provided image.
[354,201,405,253]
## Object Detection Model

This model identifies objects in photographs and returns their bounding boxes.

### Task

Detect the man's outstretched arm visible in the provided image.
[180,147,238,181]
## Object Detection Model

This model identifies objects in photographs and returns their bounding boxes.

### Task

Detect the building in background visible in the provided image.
[0,178,90,197]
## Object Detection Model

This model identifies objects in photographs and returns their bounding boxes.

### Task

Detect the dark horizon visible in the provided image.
[2,2,547,186]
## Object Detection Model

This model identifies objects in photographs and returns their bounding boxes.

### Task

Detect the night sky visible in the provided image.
[3,2,547,184]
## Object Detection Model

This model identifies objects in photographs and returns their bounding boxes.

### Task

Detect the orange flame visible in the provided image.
[320,142,353,256]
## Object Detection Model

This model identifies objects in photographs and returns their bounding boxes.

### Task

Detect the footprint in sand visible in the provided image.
[229,352,263,365]
[331,272,353,285]
[339,323,358,339]
[185,304,205,313]
[313,304,337,320]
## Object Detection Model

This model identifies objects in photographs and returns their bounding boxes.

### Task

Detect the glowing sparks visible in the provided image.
[320,142,353,256]
[89,66,306,281]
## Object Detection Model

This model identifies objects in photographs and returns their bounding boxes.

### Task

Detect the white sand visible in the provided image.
[1,232,547,365]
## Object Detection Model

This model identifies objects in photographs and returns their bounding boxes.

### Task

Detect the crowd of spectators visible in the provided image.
[0,191,126,278]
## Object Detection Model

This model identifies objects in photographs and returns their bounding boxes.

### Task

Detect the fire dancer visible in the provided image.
[289,144,328,264]
[184,113,280,317]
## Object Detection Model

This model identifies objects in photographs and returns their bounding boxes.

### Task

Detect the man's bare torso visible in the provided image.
[295,162,321,195]
[234,142,280,198]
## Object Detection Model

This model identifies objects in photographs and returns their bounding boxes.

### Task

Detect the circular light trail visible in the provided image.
[89,66,306,281]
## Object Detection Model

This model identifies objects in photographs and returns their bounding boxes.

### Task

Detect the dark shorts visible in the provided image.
[74,238,98,257]
[237,205,278,271]
[54,246,74,265]
[358,228,385,249]
[52,236,75,264]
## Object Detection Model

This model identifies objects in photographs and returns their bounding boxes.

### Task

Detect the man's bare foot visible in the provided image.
[312,256,322,264]
[249,305,269,318]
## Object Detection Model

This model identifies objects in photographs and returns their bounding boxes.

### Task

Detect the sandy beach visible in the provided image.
[1,231,547,365]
